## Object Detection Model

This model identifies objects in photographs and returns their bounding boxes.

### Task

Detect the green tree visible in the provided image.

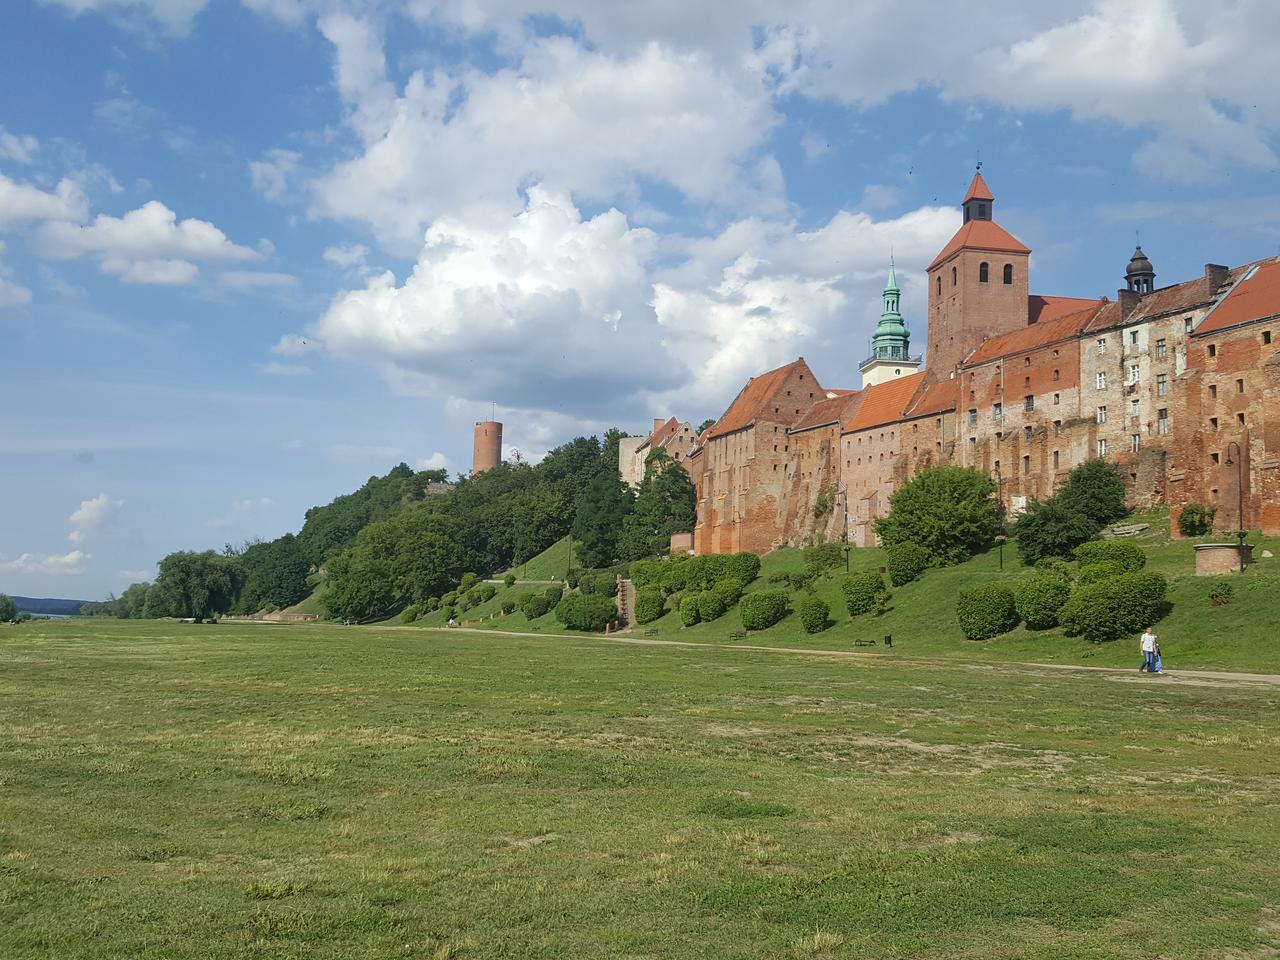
[1056,458,1128,527]
[119,582,152,618]
[874,466,1000,565]
[235,534,310,613]
[153,551,245,622]
[572,468,633,569]
[0,594,16,622]
[1014,498,1101,564]
[619,450,696,561]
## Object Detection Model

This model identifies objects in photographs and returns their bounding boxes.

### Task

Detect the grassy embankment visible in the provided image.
[2,618,1279,959]
[413,514,1280,673]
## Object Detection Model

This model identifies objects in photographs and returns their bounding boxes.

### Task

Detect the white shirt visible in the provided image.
[1141,632,1157,652]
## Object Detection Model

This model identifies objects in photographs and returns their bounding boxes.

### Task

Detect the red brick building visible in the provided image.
[686,171,1280,553]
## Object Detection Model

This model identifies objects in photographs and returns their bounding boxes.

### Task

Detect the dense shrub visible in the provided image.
[697,590,729,622]
[1208,580,1234,606]
[478,584,497,602]
[1074,539,1146,574]
[680,594,702,626]
[554,593,618,631]
[955,584,1019,640]
[1014,577,1071,630]
[740,591,789,631]
[725,552,762,585]
[518,592,552,620]
[503,573,516,588]
[1178,504,1216,537]
[1033,557,1074,581]
[1057,458,1128,527]
[661,559,691,594]
[843,572,890,617]
[1014,499,1100,564]
[802,543,843,578]
[441,605,456,621]
[459,572,478,593]
[875,466,1001,565]
[711,577,745,607]
[1058,571,1168,642]
[399,605,419,623]
[441,590,458,607]
[544,585,565,605]
[580,572,619,597]
[500,599,516,615]
[885,542,930,586]
[634,586,667,624]
[682,555,733,591]
[1076,561,1131,587]
[769,569,817,592]
[798,595,830,634]
[629,559,663,589]
[457,592,474,611]
[425,596,440,612]
[566,569,580,589]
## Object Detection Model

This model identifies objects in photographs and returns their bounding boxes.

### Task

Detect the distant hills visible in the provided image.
[9,597,90,616]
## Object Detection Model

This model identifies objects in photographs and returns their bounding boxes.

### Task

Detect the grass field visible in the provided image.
[2,618,1279,958]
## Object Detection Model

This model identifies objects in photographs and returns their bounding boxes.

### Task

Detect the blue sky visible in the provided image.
[2,0,1279,599]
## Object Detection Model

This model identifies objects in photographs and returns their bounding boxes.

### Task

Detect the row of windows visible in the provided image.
[937,262,1015,293]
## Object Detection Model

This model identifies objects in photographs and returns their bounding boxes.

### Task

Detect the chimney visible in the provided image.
[1117,288,1139,321]
[652,418,663,436]
[1204,263,1229,297]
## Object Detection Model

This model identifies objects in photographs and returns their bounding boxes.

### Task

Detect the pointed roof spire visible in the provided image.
[963,169,994,204]
[886,253,898,293]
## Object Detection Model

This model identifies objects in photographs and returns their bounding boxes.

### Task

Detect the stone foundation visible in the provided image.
[1194,543,1253,575]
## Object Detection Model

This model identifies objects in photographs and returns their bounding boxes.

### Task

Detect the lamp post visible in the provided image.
[996,534,1007,570]
[1225,440,1246,572]
[842,543,851,573]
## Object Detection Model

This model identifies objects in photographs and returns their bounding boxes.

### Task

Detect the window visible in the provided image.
[1158,409,1170,435]
[1024,356,1031,366]
[1096,405,1107,424]
[1209,384,1217,399]
[1238,412,1246,426]
[937,276,942,295]
[1128,363,1140,384]
[1211,452,1220,465]
[1053,420,1062,436]
[1130,399,1139,417]
[969,436,977,449]
[1265,331,1273,345]
[1022,455,1031,475]
[1024,376,1031,388]
[1131,434,1141,454]
[1053,368,1060,381]
[968,409,977,426]
[1237,378,1245,393]
[1053,393,1060,405]
[993,402,1003,422]
[1130,330,1138,347]
[1024,395,1034,412]
[1208,344,1217,357]
[1210,416,1218,430]
[1097,438,1107,457]
[1003,263,1013,284]
[994,460,1001,476]
[1053,349,1060,358]
[952,266,957,286]
[1184,317,1193,333]
[1156,338,1167,358]
[979,262,989,283]
[1096,372,1107,390]
[1096,337,1107,354]
[1023,425,1033,441]
[1157,374,1168,397]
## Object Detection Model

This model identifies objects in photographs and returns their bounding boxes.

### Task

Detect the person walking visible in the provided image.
[1139,626,1158,672]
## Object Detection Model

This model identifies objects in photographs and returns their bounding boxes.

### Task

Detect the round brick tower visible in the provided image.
[472,421,502,474]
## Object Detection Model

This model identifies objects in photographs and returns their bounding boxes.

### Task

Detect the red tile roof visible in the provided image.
[1029,294,1101,325]
[790,391,862,433]
[928,219,1030,270]
[963,171,994,203]
[904,376,959,418]
[707,359,811,440]
[964,301,1106,365]
[844,371,927,432]
[643,416,680,450]
[1196,258,1280,335]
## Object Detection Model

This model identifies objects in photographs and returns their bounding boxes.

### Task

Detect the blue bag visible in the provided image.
[1152,653,1163,673]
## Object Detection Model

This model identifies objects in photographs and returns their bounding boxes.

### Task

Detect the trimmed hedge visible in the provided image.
[1059,571,1167,642]
[518,592,552,620]
[798,595,830,634]
[885,542,930,587]
[1074,539,1146,574]
[500,599,516,615]
[1014,576,1071,630]
[955,584,1019,640]
[740,591,788,631]
[712,577,745,607]
[661,560,691,594]
[697,589,729,622]
[1076,560,1131,586]
[843,572,890,617]
[725,552,762,585]
[629,559,663,589]
[554,593,618,631]
[680,594,702,627]
[634,586,666,624]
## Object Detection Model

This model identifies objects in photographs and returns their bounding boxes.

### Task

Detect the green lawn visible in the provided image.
[2,619,1279,958]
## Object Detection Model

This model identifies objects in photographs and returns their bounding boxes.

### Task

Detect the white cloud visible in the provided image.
[248,148,301,202]
[41,0,211,34]
[34,200,259,285]
[0,173,89,228]
[94,97,156,134]
[0,127,39,164]
[0,550,90,576]
[416,452,449,470]
[261,361,312,376]
[68,493,124,542]
[322,243,369,269]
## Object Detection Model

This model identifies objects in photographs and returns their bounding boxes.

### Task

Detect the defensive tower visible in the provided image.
[472,420,502,474]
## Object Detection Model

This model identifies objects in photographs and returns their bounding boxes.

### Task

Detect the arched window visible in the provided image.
[1003,263,1014,284]
[979,262,989,283]
[936,275,941,295]
[951,266,957,286]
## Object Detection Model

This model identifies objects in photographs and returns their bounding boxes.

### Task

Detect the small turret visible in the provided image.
[1126,245,1156,295]
[859,258,922,388]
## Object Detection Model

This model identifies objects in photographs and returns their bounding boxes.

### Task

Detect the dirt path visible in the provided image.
[436,625,1280,689]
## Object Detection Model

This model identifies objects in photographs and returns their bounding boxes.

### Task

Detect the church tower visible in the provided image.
[1125,245,1156,295]
[859,258,921,388]
[926,170,1031,374]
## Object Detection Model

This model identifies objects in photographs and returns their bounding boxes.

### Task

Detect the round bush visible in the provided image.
[1032,557,1074,581]
[479,584,497,602]
[1208,580,1234,606]
[740,590,788,631]
[1178,504,1216,537]
[843,572,890,617]
[518,592,552,620]
[441,590,458,607]
[565,570,580,589]
[680,594,702,626]
[503,573,516,588]
[711,577,745,607]
[1076,560,1130,586]
[661,560,690,594]
[798,595,830,634]
[1058,571,1167,642]
[725,552,762,585]
[554,593,618,631]
[697,589,728,622]
[399,604,419,623]
[544,585,565,605]
[459,572,478,593]
[634,586,667,624]
[629,559,663,589]
[1074,539,1146,574]
[955,584,1019,640]
[457,593,473,611]
[500,599,516,615]
[1014,576,1071,630]
[885,542,930,587]
[425,596,440,612]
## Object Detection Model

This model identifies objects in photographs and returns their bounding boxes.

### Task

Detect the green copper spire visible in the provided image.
[870,257,910,362]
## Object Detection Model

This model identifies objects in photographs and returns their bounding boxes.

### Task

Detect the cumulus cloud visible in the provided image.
[416,452,448,470]
[322,243,369,270]
[0,550,90,575]
[34,200,259,285]
[68,493,124,542]
[0,173,89,228]
[248,148,301,202]
[0,127,39,164]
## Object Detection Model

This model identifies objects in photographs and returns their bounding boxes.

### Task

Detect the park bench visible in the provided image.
[729,630,747,639]
[853,638,877,647]
[643,629,658,637]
